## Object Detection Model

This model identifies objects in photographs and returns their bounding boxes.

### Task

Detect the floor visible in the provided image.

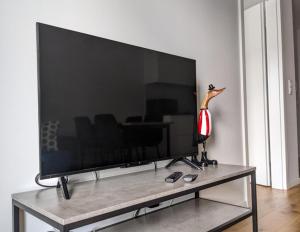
[225,185,300,232]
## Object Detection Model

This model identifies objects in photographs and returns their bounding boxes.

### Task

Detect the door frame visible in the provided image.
[238,0,288,190]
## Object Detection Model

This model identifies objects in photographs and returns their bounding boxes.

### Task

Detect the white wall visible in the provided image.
[279,0,300,188]
[0,0,244,231]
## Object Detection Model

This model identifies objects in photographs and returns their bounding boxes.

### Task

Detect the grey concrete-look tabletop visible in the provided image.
[12,164,255,225]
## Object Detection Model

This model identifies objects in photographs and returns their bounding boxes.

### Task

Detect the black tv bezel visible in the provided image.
[36,22,198,180]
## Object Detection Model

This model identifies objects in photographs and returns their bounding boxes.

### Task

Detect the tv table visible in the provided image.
[12,164,257,232]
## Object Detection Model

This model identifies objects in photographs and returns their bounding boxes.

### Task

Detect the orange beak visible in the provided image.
[214,87,226,94]
[209,87,226,98]
[193,87,225,96]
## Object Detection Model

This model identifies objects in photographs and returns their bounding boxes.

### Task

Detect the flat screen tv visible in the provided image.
[38,23,198,179]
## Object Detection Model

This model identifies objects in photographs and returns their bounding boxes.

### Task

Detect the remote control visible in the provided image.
[183,174,198,183]
[165,172,183,183]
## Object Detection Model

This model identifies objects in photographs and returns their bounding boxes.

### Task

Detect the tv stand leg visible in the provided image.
[181,157,202,170]
[165,158,181,168]
[166,157,202,170]
[59,177,70,200]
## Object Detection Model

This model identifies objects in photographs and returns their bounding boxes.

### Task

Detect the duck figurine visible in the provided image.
[192,84,225,167]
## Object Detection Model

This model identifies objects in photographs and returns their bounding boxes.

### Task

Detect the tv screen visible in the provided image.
[38,23,197,179]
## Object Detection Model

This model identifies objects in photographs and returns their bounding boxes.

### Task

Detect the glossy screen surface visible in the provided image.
[38,23,197,179]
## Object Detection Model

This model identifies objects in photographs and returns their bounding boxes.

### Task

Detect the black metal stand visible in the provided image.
[166,157,202,170]
[251,172,258,232]
[192,142,218,167]
[13,204,20,232]
[58,177,70,200]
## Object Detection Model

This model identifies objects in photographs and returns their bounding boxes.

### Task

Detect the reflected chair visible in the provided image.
[124,116,143,161]
[74,117,98,168]
[94,114,124,164]
[141,115,163,158]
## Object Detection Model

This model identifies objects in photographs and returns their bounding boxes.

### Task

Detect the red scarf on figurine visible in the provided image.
[198,109,212,137]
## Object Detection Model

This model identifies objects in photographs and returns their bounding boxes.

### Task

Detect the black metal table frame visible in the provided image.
[13,170,257,232]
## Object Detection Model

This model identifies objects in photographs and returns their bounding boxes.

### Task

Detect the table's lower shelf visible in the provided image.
[98,198,252,232]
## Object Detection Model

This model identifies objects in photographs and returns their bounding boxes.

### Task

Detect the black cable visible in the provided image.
[35,173,68,188]
[134,209,141,218]
[94,171,99,180]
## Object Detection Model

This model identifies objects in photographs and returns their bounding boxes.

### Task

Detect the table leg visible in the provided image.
[59,226,69,232]
[13,204,20,232]
[195,191,200,199]
[251,171,258,232]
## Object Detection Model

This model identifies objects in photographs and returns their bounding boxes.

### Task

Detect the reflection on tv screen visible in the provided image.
[38,23,198,178]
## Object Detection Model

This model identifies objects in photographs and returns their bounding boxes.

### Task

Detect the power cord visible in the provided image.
[36,171,97,188]
[35,173,68,188]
